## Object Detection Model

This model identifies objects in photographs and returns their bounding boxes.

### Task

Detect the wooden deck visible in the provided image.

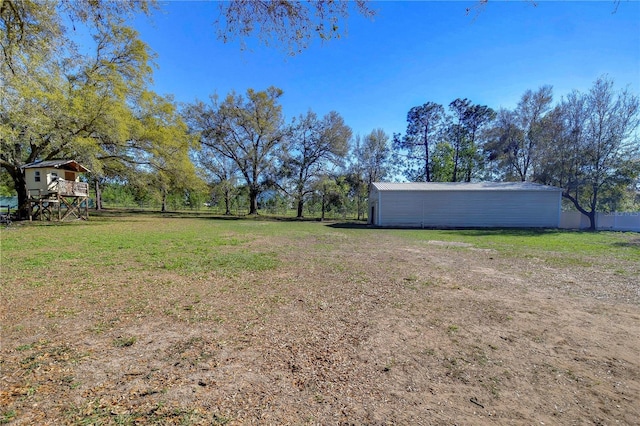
[28,179,89,221]
[52,179,89,197]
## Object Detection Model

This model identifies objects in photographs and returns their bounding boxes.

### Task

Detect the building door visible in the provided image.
[65,171,75,181]
[371,206,375,225]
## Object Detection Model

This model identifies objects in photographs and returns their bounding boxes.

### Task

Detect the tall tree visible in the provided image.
[393,102,446,182]
[186,87,287,215]
[359,128,391,189]
[460,102,496,181]
[0,13,164,218]
[277,110,351,218]
[349,128,391,218]
[1,0,154,75]
[444,99,495,182]
[312,173,350,221]
[485,86,553,181]
[447,98,472,182]
[197,150,240,215]
[131,92,201,213]
[535,77,640,230]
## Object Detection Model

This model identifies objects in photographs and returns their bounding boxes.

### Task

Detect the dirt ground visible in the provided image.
[1,226,639,425]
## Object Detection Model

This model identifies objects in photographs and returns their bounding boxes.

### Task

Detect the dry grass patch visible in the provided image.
[1,215,639,424]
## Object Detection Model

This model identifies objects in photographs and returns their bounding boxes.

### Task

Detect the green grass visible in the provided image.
[387,228,639,262]
[1,211,638,425]
[1,213,637,285]
[0,215,283,281]
[113,336,137,347]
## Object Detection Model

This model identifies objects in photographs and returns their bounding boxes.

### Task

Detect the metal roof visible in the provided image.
[372,182,562,192]
[22,160,90,173]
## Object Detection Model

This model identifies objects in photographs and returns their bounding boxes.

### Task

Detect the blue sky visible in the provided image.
[132,0,640,139]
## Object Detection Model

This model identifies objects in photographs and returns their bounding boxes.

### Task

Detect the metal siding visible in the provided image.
[372,181,560,192]
[379,190,560,228]
[368,186,379,225]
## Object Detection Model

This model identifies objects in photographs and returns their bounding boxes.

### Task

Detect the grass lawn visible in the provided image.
[1,212,639,424]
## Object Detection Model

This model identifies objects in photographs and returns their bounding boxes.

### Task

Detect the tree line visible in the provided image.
[391,82,640,229]
[1,1,638,228]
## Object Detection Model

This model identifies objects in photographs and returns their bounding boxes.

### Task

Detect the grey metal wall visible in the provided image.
[376,190,561,228]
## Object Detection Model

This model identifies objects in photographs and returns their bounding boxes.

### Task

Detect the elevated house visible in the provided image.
[22,160,91,221]
[369,182,562,228]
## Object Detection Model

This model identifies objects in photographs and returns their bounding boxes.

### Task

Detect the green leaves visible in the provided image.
[0,2,197,217]
[186,87,287,215]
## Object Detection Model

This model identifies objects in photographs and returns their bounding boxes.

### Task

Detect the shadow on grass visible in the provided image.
[90,208,361,223]
[330,224,568,235]
[612,237,640,248]
[447,228,566,237]
[327,222,372,229]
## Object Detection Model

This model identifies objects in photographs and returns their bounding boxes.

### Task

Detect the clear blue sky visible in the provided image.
[132,0,640,139]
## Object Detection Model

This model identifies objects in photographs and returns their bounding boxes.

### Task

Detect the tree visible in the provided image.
[312,174,350,221]
[0,10,165,218]
[216,0,375,55]
[277,110,351,218]
[484,86,553,181]
[131,92,202,213]
[447,99,496,182]
[447,98,470,182]
[347,128,391,220]
[186,87,287,215]
[431,141,456,182]
[0,0,200,219]
[350,128,391,219]
[359,128,391,189]
[393,102,446,182]
[535,77,640,230]
[197,151,241,215]
[1,1,376,61]
[1,0,154,75]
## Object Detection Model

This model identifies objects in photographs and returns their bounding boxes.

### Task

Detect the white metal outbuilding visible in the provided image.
[369,182,563,228]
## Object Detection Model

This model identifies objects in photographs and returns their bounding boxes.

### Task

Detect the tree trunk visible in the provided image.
[563,191,596,231]
[296,198,304,218]
[589,185,599,231]
[16,179,29,220]
[248,186,259,215]
[161,189,167,213]
[587,210,596,231]
[424,126,431,182]
[452,147,459,182]
[94,179,103,210]
[6,165,29,220]
[224,191,232,215]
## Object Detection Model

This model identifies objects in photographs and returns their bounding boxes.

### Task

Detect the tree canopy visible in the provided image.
[276,110,351,217]
[2,1,638,223]
[185,87,287,215]
[216,0,375,54]
[0,0,194,217]
[533,77,640,229]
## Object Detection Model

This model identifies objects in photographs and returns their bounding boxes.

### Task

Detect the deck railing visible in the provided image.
[47,179,89,197]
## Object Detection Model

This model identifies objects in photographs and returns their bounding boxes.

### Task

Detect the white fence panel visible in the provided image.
[559,211,588,229]
[560,211,640,232]
[599,212,640,232]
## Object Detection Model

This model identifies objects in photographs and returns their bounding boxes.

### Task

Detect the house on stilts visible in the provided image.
[22,160,91,221]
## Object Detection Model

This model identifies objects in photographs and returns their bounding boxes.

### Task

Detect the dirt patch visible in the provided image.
[1,225,639,425]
